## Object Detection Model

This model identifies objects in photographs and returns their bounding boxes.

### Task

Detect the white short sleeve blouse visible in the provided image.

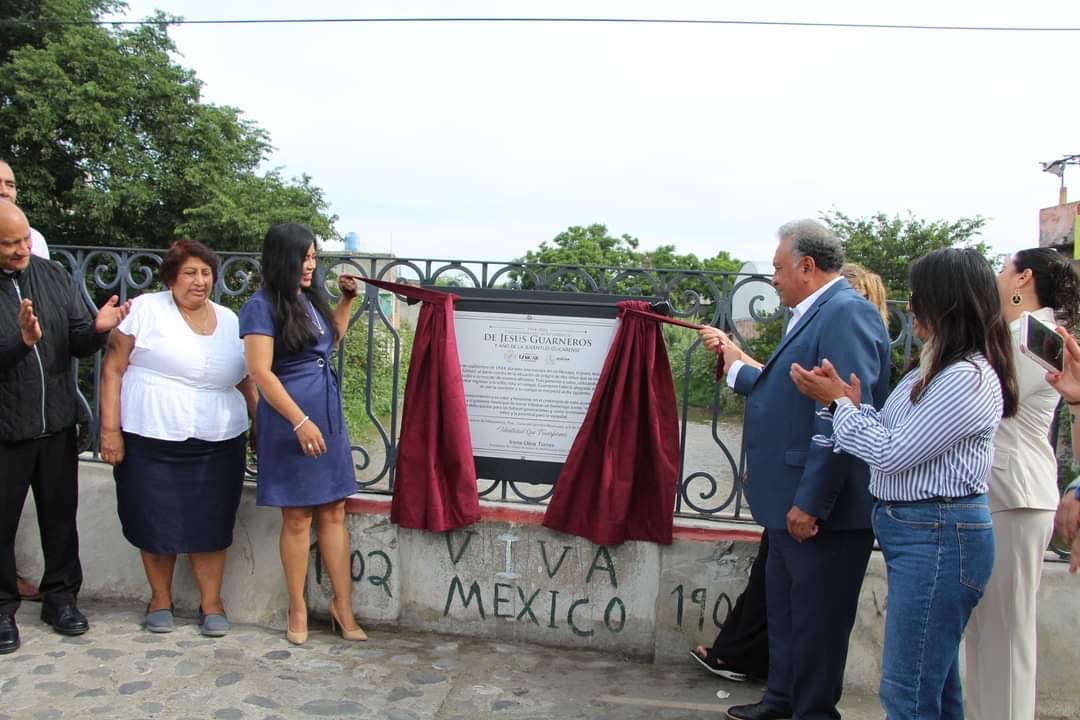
[116,291,249,442]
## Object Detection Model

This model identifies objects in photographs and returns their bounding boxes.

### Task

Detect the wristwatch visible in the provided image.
[827,400,839,414]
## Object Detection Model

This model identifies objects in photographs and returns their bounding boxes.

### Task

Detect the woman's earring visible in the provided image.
[1011,290,1023,306]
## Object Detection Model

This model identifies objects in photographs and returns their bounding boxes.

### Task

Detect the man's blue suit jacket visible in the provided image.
[733,278,891,531]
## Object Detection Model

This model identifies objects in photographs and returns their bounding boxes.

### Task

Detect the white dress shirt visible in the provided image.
[29,227,49,260]
[726,276,844,387]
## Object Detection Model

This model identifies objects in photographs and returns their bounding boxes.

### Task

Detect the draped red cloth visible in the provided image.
[542,301,704,546]
[358,278,480,532]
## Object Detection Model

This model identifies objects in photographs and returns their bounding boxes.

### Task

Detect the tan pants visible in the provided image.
[964,508,1054,720]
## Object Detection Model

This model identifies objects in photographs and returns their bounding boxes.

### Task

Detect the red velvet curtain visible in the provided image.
[542,301,702,546]
[358,279,480,532]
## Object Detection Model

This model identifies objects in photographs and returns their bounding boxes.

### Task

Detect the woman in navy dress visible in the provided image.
[240,223,366,645]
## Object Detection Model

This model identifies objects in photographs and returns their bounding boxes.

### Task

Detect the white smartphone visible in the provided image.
[1018,311,1064,373]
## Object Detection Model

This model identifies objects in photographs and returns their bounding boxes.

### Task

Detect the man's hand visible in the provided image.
[787,505,819,542]
[94,295,132,333]
[698,326,723,353]
[19,298,41,346]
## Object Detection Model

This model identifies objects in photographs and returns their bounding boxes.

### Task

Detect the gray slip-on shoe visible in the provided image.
[144,606,174,634]
[198,608,230,637]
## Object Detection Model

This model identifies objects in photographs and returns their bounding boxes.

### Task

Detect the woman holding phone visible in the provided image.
[963,247,1080,720]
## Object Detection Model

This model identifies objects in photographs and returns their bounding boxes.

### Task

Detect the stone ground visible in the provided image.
[1,600,883,720]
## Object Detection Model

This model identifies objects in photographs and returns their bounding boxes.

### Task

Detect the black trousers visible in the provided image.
[708,530,769,679]
[763,527,875,720]
[0,428,82,614]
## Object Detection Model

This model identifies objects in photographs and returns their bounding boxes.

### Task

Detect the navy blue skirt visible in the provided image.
[114,432,245,554]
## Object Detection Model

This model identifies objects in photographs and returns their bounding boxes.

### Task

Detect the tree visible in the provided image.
[515,223,742,305]
[820,210,989,296]
[520,223,643,268]
[0,0,336,250]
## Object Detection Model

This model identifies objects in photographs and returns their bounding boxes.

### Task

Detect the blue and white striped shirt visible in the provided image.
[831,354,1004,502]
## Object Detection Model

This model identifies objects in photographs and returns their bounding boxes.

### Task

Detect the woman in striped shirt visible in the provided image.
[790,248,1018,720]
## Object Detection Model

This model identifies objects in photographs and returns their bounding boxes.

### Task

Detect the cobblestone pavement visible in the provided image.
[0,600,887,720]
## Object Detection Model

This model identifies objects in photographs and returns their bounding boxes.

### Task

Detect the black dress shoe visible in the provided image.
[41,602,89,636]
[725,701,793,720]
[0,613,19,654]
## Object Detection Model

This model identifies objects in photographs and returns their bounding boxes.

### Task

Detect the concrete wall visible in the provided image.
[15,461,1080,711]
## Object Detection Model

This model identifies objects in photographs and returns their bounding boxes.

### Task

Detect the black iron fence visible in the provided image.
[56,246,919,525]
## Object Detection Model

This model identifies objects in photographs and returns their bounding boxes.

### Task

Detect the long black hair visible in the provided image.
[1012,247,1080,332]
[908,248,1018,418]
[260,222,337,353]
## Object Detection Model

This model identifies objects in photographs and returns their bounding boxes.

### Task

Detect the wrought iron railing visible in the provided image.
[57,246,921,525]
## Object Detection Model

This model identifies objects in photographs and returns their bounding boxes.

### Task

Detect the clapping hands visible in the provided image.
[790,358,862,407]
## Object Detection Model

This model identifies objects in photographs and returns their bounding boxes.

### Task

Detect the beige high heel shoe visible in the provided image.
[286,607,308,646]
[328,600,367,641]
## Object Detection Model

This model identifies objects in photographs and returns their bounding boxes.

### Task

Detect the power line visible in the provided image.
[4,16,1080,32]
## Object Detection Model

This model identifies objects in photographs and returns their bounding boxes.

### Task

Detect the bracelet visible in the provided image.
[292,415,310,432]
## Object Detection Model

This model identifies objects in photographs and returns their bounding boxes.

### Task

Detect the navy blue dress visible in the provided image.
[239,289,356,507]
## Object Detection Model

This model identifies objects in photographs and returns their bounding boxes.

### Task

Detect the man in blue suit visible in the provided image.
[701,220,890,720]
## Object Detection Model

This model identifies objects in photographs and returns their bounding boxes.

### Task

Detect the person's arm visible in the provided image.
[236,374,259,451]
[244,334,327,458]
[830,363,1000,476]
[99,330,133,465]
[237,375,258,419]
[65,276,106,357]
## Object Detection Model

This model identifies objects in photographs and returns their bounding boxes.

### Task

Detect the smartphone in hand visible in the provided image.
[1019,311,1064,373]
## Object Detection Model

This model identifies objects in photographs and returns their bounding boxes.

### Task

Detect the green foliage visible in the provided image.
[0,0,336,250]
[516,224,741,312]
[744,318,784,367]
[522,223,642,268]
[339,315,414,449]
[820,209,989,296]
[516,223,746,407]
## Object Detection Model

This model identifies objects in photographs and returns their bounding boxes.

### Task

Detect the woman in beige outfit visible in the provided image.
[964,247,1080,719]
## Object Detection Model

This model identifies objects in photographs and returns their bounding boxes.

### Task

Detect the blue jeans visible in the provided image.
[872,496,993,720]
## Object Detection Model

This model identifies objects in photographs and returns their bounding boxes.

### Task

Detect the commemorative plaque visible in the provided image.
[450,289,656,484]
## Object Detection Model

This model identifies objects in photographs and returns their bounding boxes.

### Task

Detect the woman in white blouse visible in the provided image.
[964,248,1080,720]
[99,240,257,637]
[791,248,1018,720]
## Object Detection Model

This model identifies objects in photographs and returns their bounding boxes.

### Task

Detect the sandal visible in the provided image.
[689,648,748,682]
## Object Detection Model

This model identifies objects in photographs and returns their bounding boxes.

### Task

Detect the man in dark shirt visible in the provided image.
[0,199,129,653]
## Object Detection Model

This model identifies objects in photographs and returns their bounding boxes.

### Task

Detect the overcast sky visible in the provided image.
[108,0,1080,264]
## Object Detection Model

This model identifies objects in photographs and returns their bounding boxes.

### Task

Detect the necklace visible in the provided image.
[178,301,213,335]
[306,297,325,335]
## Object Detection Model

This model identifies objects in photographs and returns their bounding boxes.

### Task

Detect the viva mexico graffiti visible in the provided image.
[441,530,627,637]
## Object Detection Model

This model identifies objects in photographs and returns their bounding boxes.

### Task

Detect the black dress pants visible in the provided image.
[708,530,769,679]
[0,428,82,614]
